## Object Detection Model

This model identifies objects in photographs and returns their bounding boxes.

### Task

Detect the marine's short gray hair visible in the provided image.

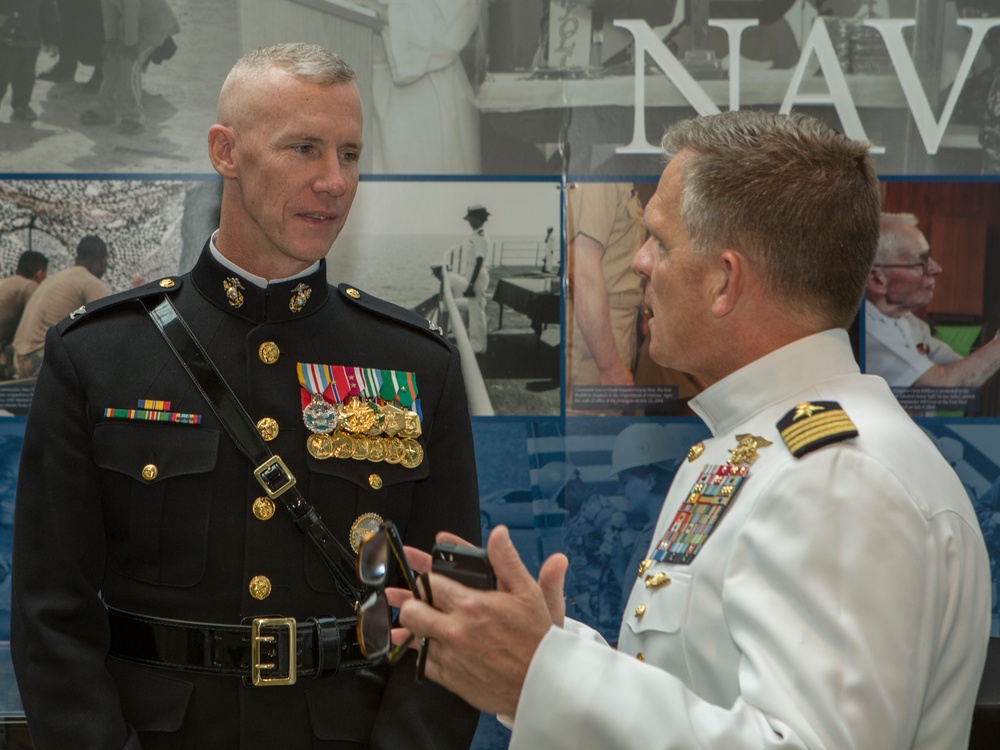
[227,42,356,86]
[217,43,357,123]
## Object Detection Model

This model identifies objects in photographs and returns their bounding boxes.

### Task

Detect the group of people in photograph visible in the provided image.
[1,0,178,134]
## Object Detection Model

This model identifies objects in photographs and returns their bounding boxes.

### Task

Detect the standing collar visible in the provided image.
[190,242,330,323]
[689,329,861,437]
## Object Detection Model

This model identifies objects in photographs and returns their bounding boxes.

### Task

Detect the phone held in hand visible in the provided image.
[431,542,497,590]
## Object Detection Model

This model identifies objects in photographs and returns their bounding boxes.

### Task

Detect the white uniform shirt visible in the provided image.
[511,329,990,749]
[864,302,962,387]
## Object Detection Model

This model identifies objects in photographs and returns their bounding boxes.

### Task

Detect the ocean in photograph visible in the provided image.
[328,233,543,311]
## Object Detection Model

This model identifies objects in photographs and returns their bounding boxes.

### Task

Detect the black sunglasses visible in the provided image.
[356,521,433,681]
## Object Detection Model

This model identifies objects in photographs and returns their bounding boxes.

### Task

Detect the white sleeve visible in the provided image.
[510,450,987,750]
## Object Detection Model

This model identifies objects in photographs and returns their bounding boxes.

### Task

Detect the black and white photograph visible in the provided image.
[0,178,202,415]
[334,178,563,416]
[481,0,1000,176]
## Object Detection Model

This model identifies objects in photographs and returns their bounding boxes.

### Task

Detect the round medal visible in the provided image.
[384,437,404,464]
[349,512,384,553]
[303,392,338,434]
[352,435,371,461]
[331,432,354,459]
[400,438,424,469]
[367,437,386,463]
[306,433,334,459]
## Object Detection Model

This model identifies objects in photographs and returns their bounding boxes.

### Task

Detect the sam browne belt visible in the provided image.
[107,606,369,686]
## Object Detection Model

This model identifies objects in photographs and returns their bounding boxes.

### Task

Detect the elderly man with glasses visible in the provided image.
[865,212,1000,391]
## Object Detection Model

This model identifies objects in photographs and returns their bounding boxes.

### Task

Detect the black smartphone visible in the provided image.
[431,542,497,590]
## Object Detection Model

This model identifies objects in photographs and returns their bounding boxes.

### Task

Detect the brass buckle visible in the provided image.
[253,456,296,499]
[251,617,297,686]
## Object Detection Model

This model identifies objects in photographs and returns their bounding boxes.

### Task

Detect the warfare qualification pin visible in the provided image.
[303,392,338,434]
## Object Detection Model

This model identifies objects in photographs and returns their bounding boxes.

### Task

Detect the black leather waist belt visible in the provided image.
[107,606,370,686]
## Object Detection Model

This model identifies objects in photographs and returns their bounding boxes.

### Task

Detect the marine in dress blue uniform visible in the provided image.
[11,243,482,748]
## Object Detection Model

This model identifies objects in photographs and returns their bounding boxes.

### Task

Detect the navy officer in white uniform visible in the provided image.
[389,110,992,749]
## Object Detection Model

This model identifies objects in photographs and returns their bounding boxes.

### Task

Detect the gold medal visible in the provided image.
[367,437,386,463]
[381,404,406,436]
[400,411,422,438]
[339,397,377,434]
[349,512,384,553]
[384,437,404,464]
[352,435,371,461]
[331,432,354,459]
[400,438,424,469]
[306,433,334,459]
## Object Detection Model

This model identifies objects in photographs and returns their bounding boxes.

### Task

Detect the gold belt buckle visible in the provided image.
[254,455,296,499]
[251,617,297,686]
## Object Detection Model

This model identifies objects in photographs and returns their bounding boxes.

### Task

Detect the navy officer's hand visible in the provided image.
[385,526,568,716]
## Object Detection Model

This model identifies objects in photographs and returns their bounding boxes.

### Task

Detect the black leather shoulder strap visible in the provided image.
[141,294,365,602]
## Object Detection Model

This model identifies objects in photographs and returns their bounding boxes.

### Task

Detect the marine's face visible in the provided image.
[227,71,363,277]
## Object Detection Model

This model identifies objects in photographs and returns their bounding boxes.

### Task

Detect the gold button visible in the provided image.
[636,652,645,662]
[258,342,279,365]
[644,572,672,589]
[368,474,383,490]
[252,497,275,521]
[637,559,653,578]
[256,417,279,441]
[249,575,272,600]
[159,278,175,288]
[634,603,647,618]
[346,287,361,299]
[141,464,158,481]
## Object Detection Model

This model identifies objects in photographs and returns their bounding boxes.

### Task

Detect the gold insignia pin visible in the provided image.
[644,572,671,589]
[793,402,825,421]
[687,442,705,462]
[728,434,773,466]
[350,512,384,553]
[289,283,312,313]
[223,278,245,308]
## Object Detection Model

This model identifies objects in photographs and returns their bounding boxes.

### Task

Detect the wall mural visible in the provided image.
[1,0,999,746]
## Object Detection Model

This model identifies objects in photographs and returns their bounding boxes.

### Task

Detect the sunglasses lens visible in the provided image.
[357,531,389,586]
[357,591,391,658]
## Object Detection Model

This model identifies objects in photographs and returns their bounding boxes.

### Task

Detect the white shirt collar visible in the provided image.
[689,329,860,436]
[209,231,321,289]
